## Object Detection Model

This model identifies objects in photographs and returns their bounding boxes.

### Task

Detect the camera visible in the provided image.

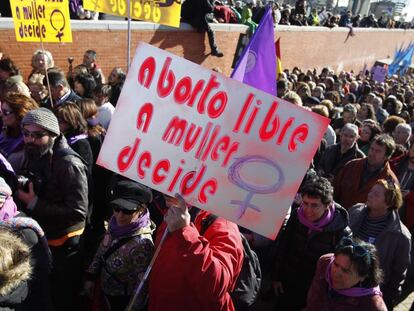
[67,57,74,64]
[16,171,43,194]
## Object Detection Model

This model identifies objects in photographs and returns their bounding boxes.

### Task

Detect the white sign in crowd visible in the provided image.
[98,42,330,239]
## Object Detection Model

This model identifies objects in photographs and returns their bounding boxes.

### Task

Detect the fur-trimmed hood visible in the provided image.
[0,230,32,298]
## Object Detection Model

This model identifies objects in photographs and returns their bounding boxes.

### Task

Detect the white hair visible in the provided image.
[341,123,359,136]
[396,123,412,136]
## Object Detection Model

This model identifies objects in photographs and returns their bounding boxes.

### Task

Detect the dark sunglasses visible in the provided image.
[338,237,369,258]
[113,206,136,215]
[2,110,14,116]
[22,129,49,139]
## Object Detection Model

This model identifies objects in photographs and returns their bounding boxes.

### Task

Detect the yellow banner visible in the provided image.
[84,0,181,28]
[10,0,72,43]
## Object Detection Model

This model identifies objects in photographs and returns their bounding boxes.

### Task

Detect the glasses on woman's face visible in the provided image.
[338,237,369,258]
[113,206,136,215]
[1,110,14,117]
[22,129,49,140]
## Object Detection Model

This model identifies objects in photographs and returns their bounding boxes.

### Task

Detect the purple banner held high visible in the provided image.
[231,6,276,96]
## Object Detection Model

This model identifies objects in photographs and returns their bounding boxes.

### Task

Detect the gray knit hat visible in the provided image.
[21,108,60,136]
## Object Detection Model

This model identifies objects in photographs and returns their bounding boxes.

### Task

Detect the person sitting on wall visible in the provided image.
[181,0,225,57]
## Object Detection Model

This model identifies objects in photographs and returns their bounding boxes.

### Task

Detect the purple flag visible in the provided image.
[231,6,276,96]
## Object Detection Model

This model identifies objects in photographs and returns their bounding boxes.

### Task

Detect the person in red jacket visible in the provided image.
[333,134,398,210]
[148,193,244,311]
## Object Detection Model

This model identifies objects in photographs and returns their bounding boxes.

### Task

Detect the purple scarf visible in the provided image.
[68,133,88,145]
[108,209,150,239]
[297,203,335,232]
[325,256,382,297]
[0,196,19,221]
[0,134,24,158]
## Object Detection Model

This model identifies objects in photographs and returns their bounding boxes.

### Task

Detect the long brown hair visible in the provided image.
[78,98,106,138]
[54,101,87,135]
[2,92,38,136]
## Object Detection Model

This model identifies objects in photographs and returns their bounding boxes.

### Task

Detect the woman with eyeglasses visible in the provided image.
[348,179,411,310]
[305,237,387,310]
[0,92,38,158]
[84,179,154,311]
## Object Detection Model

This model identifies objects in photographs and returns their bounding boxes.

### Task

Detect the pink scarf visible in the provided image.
[0,196,19,221]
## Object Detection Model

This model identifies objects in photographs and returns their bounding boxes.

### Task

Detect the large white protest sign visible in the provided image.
[98,42,330,239]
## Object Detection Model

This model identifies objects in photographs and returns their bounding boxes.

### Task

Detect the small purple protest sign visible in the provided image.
[372,66,387,83]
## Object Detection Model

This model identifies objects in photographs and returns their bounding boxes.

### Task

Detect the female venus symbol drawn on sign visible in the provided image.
[228,155,284,219]
[50,9,65,41]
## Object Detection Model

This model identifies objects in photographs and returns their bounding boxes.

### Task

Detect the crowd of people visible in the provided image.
[1,0,412,29]
[0,40,414,311]
[201,0,414,30]
[1,0,413,59]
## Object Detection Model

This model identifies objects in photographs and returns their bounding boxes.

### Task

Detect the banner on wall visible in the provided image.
[9,0,72,42]
[84,0,181,28]
[97,42,330,239]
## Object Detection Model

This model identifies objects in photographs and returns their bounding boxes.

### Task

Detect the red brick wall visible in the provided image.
[1,19,414,80]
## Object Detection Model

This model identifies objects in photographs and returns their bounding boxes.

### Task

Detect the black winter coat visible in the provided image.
[272,203,352,304]
[0,215,53,311]
[0,282,28,311]
[12,135,89,240]
[181,0,214,31]
[316,143,365,179]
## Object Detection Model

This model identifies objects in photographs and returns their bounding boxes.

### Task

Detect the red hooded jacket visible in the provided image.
[149,210,244,311]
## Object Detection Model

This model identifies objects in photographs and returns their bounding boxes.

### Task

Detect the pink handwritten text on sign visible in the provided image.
[97,42,330,239]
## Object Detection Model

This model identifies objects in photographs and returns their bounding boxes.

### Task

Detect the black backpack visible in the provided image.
[200,215,262,309]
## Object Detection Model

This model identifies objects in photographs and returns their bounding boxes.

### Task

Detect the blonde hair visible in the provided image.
[28,73,45,85]
[283,91,303,106]
[375,179,403,210]
[320,99,334,112]
[311,105,329,118]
